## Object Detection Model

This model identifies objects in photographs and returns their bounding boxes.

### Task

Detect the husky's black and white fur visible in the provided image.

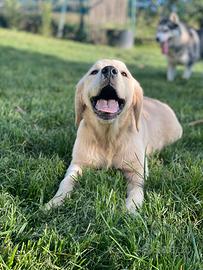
[156,13,203,81]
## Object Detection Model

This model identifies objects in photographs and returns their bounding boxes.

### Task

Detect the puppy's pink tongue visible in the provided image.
[96,99,119,113]
[161,41,169,54]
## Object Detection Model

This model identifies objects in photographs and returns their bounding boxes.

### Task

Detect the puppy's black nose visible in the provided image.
[156,37,160,42]
[101,66,118,78]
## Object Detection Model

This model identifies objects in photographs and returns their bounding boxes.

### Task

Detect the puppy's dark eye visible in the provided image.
[90,69,99,75]
[121,71,128,77]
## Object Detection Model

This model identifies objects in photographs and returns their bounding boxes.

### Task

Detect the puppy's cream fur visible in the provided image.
[45,59,182,213]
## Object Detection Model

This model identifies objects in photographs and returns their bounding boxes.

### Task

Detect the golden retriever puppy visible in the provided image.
[45,59,182,213]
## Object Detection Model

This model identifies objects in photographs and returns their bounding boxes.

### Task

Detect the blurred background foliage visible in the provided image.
[0,0,203,43]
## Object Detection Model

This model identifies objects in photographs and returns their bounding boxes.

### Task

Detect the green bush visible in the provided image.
[0,13,9,28]
[40,2,52,37]
[4,0,21,28]
[19,14,42,33]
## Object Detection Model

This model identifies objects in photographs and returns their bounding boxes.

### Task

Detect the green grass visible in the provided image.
[0,29,203,270]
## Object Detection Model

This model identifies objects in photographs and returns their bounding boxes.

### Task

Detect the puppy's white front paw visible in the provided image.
[44,195,65,211]
[126,188,143,213]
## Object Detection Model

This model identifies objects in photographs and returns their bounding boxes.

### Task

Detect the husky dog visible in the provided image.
[156,13,203,81]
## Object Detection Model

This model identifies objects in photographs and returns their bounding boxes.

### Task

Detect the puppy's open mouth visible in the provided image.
[90,85,125,120]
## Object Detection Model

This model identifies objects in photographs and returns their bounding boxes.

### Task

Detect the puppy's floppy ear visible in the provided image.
[169,12,179,24]
[75,78,85,127]
[133,80,143,132]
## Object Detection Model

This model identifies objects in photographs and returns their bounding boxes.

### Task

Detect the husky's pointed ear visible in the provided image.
[133,80,143,132]
[75,78,85,127]
[170,12,179,24]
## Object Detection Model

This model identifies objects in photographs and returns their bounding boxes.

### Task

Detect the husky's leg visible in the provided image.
[183,64,193,79]
[167,63,176,81]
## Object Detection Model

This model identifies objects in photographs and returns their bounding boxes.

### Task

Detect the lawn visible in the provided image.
[0,29,202,270]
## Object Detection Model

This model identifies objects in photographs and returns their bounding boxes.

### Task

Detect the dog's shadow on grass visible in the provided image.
[0,46,92,160]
